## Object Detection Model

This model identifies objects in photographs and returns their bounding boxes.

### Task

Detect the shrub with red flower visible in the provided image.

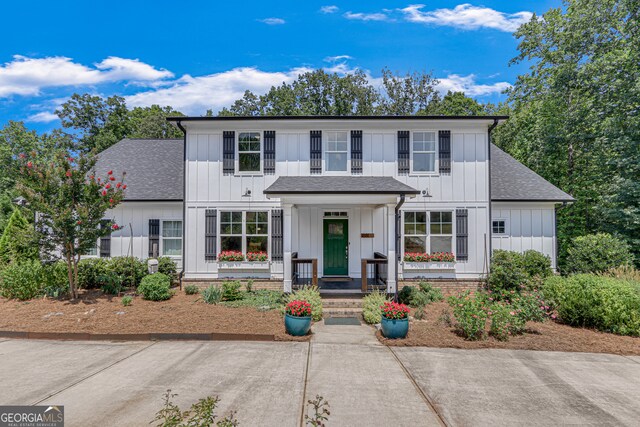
[381,301,410,320]
[403,252,456,262]
[218,251,245,261]
[246,251,268,262]
[286,300,312,317]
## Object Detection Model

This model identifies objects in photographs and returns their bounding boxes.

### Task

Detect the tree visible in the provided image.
[422,91,487,116]
[0,208,38,266]
[378,68,440,115]
[15,149,125,298]
[128,105,185,139]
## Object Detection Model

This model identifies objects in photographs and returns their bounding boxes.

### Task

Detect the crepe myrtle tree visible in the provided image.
[16,150,126,298]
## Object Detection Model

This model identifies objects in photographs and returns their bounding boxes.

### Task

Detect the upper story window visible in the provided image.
[411,131,437,174]
[237,132,261,173]
[325,131,349,172]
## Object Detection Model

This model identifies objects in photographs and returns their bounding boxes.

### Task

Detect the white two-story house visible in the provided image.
[94,116,573,293]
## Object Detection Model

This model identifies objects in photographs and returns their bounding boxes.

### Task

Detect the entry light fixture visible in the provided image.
[242,188,252,197]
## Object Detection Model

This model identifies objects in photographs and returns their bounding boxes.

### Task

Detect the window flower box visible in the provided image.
[403,252,456,271]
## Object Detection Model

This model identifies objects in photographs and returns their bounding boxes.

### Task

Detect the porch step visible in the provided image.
[322,298,363,309]
[323,307,363,318]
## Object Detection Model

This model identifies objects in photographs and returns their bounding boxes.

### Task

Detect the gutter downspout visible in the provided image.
[176,120,187,290]
[394,194,406,302]
[486,119,499,278]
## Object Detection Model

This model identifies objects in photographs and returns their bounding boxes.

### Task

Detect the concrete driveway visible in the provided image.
[0,328,638,426]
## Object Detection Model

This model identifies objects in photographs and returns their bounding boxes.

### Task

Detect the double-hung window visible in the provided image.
[430,212,453,253]
[404,212,428,253]
[411,131,437,173]
[220,211,269,255]
[162,220,182,256]
[238,132,261,173]
[325,131,348,172]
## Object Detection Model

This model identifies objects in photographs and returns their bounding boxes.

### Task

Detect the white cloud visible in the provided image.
[400,4,532,32]
[125,66,313,115]
[343,11,389,21]
[25,111,59,123]
[0,55,173,98]
[259,17,285,25]
[320,5,339,14]
[324,55,353,62]
[437,74,510,96]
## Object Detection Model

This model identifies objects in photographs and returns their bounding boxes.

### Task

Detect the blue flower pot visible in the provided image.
[381,317,409,339]
[285,314,312,336]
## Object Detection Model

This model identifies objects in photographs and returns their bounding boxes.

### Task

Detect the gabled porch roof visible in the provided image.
[264,176,420,195]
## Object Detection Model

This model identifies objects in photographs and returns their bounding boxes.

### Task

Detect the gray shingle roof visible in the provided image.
[264,176,420,194]
[96,138,573,202]
[490,144,574,202]
[95,138,183,201]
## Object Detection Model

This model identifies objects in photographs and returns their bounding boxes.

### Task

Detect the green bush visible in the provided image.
[543,274,640,336]
[398,285,416,305]
[138,273,172,301]
[122,295,133,306]
[109,256,148,287]
[565,233,634,274]
[489,302,526,341]
[410,282,444,307]
[184,284,200,295]
[287,286,322,321]
[156,257,178,282]
[522,250,553,278]
[97,271,123,295]
[201,285,223,304]
[488,250,530,292]
[448,291,489,340]
[0,208,39,267]
[221,281,243,301]
[0,260,44,300]
[362,291,389,324]
[42,261,69,298]
[77,258,110,289]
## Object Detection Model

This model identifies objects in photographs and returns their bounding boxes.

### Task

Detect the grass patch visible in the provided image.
[220,290,285,310]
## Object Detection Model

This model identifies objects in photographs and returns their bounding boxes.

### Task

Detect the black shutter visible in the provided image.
[223,131,235,175]
[271,209,283,261]
[205,209,217,260]
[99,220,111,258]
[351,130,363,175]
[310,130,322,174]
[264,130,276,175]
[456,209,468,261]
[149,219,160,258]
[439,130,451,174]
[398,130,410,175]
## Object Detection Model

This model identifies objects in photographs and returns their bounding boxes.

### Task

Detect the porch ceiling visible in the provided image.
[264,176,419,195]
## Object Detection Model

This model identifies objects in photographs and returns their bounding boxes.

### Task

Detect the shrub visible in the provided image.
[287,287,322,321]
[489,302,526,341]
[362,291,389,324]
[542,274,640,336]
[522,250,553,278]
[410,282,444,307]
[221,281,243,301]
[138,273,172,301]
[398,285,416,305]
[109,256,148,288]
[245,279,253,293]
[184,284,200,295]
[152,389,238,427]
[565,233,633,274]
[98,271,122,295]
[201,285,223,304]
[381,301,410,320]
[605,265,640,282]
[0,208,39,267]
[0,260,44,300]
[488,250,530,292]
[77,258,110,289]
[222,290,283,309]
[156,257,178,282]
[448,291,489,340]
[122,295,133,306]
[42,261,69,298]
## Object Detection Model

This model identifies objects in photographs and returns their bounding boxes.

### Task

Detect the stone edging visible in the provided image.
[0,330,276,342]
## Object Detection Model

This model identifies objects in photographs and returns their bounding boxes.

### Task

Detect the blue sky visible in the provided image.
[1,1,560,131]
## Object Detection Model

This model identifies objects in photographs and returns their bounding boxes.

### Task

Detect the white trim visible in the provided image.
[492,218,508,237]
[323,130,350,174]
[410,130,439,176]
[401,209,455,255]
[235,130,263,176]
[160,219,183,257]
[218,209,271,260]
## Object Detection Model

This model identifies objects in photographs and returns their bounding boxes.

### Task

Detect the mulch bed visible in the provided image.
[378,301,640,356]
[0,290,309,342]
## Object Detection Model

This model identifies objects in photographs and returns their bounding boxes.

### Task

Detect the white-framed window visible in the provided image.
[404,211,428,253]
[430,211,453,253]
[220,211,269,255]
[325,131,349,172]
[411,131,437,174]
[162,220,182,256]
[237,132,262,174]
[492,219,507,235]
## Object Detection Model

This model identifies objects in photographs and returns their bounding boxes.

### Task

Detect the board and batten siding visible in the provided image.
[491,202,557,270]
[98,201,184,268]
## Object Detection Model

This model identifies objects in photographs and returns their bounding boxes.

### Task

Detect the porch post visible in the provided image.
[386,203,397,294]
[282,203,293,293]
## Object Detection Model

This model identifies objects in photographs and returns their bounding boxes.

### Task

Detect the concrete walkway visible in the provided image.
[0,327,638,426]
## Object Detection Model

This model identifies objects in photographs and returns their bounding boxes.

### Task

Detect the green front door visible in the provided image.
[323,218,349,276]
